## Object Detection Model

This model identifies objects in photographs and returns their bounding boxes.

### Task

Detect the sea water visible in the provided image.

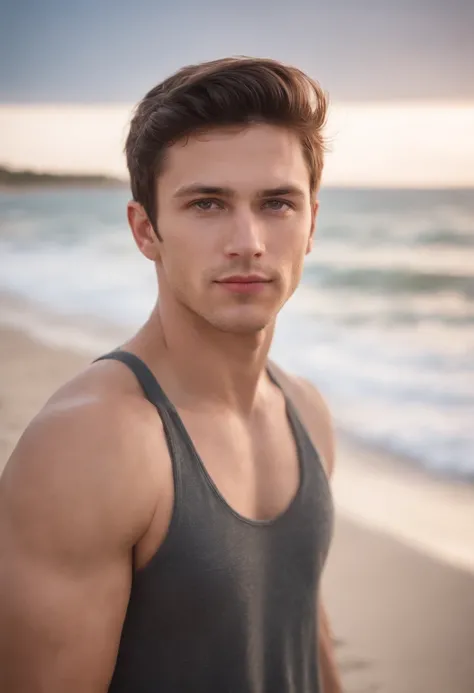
[1,187,473,480]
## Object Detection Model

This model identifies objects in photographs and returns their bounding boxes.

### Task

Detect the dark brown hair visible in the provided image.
[125,56,328,238]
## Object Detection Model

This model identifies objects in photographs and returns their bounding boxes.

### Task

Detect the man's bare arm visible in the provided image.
[0,393,159,692]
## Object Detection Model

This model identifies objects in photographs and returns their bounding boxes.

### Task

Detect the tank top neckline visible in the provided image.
[95,349,307,528]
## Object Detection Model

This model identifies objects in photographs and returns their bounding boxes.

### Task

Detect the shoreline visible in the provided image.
[1,323,474,692]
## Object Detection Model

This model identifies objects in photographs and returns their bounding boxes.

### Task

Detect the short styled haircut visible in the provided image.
[125,56,328,236]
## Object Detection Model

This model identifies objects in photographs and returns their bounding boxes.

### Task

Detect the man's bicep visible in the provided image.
[0,539,130,692]
[0,410,134,692]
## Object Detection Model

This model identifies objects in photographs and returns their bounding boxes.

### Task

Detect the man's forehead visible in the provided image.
[159,125,310,194]
[166,124,305,165]
[176,123,300,146]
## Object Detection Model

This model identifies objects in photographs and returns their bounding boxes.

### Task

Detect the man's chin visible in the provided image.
[209,311,275,336]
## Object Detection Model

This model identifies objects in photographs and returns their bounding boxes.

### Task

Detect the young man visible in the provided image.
[0,57,342,692]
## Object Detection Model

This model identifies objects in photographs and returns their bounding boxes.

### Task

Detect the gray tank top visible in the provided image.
[96,350,334,693]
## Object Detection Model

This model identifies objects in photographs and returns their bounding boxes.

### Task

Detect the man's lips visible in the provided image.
[214,275,272,293]
[215,275,272,284]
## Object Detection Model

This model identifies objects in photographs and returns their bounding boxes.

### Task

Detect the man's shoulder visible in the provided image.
[1,359,165,549]
[269,361,335,478]
[268,360,331,419]
[12,357,162,464]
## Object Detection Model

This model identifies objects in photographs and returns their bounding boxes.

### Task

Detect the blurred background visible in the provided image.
[1,1,473,691]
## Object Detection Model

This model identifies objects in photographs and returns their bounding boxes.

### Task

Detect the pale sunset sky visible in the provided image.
[1,0,473,188]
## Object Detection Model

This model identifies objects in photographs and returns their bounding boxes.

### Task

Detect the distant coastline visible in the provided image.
[1,166,472,193]
[0,165,127,188]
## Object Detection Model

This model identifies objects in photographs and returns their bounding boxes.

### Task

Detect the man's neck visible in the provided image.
[129,301,276,416]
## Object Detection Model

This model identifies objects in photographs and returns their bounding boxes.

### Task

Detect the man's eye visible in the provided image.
[263,200,293,211]
[192,199,222,211]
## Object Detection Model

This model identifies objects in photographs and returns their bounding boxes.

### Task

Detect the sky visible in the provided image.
[1,0,473,103]
[1,0,473,186]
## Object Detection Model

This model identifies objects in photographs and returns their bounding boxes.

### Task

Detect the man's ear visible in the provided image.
[127,201,160,261]
[306,199,319,255]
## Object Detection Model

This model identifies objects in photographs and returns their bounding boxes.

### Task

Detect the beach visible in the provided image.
[1,323,474,693]
[2,6,474,689]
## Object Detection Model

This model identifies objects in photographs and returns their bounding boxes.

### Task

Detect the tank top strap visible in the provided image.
[93,350,189,476]
[94,350,172,408]
[266,362,328,483]
[266,361,302,426]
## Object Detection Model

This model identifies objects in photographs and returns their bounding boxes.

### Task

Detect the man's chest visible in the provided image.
[177,399,300,523]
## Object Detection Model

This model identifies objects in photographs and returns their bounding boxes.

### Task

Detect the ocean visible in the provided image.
[1,186,473,481]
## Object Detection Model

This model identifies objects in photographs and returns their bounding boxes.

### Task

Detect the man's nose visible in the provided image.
[224,211,266,258]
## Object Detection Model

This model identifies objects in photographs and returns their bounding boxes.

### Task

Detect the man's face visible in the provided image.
[150,123,317,334]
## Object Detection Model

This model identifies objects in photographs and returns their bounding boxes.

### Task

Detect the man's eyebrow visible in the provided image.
[257,186,306,198]
[173,184,306,198]
[173,184,234,198]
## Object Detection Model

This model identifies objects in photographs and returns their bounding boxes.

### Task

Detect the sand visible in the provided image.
[1,324,474,693]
